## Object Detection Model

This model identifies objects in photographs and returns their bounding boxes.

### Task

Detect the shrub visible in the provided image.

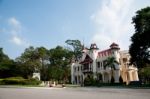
[84,77,93,86]
[128,81,142,87]
[84,74,98,86]
[26,78,41,85]
[0,77,41,85]
[6,77,24,80]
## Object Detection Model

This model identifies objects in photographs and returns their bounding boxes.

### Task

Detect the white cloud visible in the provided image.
[10,35,29,46]
[8,17,30,47]
[11,35,22,45]
[8,17,20,27]
[8,17,22,34]
[90,0,135,50]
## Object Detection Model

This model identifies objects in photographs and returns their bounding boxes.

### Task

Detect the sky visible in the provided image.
[0,0,150,59]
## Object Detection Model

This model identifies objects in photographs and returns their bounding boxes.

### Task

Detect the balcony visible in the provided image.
[82,68,93,73]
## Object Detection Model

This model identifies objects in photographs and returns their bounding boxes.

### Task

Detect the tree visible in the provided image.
[104,57,119,83]
[36,47,49,81]
[0,48,9,62]
[0,48,21,78]
[129,7,150,68]
[15,46,41,79]
[138,65,150,84]
[65,39,83,61]
[104,57,118,70]
[48,46,73,82]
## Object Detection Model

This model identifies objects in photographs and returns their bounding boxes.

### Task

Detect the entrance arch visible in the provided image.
[104,72,109,83]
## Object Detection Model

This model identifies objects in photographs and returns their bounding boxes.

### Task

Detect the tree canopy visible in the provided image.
[129,7,150,68]
[104,57,118,70]
[0,48,21,78]
[65,39,83,61]
[13,45,73,82]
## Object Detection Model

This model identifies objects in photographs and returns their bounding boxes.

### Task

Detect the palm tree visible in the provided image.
[104,57,119,83]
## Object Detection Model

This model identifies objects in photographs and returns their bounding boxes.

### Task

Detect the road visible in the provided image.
[0,87,150,99]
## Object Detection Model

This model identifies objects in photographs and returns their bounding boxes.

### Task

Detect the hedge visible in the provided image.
[0,77,41,85]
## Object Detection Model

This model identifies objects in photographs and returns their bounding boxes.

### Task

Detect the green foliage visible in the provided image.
[0,48,9,62]
[129,7,150,68]
[65,39,82,60]
[128,81,142,87]
[26,78,42,85]
[48,46,73,82]
[139,66,150,84]
[0,48,22,78]
[84,77,93,86]
[36,47,49,81]
[0,40,74,83]
[104,57,118,82]
[84,74,97,86]
[0,77,41,85]
[104,57,118,70]
[15,46,50,80]
[15,46,41,78]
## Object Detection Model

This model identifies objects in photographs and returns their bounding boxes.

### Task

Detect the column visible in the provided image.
[114,70,120,83]
[102,73,105,82]
[102,62,104,70]
[77,76,79,84]
[93,61,97,79]
[129,71,133,81]
[134,71,139,81]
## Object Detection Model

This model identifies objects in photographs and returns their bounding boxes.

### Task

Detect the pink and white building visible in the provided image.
[71,43,139,84]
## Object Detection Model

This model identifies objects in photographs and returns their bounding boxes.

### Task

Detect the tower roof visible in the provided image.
[110,42,120,50]
[90,43,99,50]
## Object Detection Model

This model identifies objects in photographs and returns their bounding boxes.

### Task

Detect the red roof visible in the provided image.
[98,49,112,58]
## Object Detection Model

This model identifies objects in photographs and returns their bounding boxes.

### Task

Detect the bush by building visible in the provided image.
[0,77,41,85]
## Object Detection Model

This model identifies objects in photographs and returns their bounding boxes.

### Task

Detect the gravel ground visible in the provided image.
[0,87,150,99]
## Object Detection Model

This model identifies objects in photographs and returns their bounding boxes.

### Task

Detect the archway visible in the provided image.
[104,72,109,83]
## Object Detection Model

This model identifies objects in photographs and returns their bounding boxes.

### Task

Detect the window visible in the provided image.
[123,58,127,63]
[83,64,89,70]
[90,63,92,70]
[97,62,100,68]
[103,60,107,66]
[101,62,103,69]
[74,67,76,72]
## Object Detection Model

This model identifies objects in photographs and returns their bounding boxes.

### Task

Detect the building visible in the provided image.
[71,43,139,85]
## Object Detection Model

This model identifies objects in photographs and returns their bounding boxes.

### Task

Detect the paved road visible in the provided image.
[0,87,150,99]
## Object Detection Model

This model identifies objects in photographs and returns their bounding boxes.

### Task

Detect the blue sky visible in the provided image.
[0,0,150,59]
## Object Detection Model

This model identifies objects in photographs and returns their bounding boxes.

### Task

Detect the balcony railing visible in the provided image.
[82,68,93,73]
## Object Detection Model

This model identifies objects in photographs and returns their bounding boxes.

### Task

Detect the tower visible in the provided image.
[90,43,99,79]
[110,42,120,61]
[110,42,120,83]
[90,43,99,50]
